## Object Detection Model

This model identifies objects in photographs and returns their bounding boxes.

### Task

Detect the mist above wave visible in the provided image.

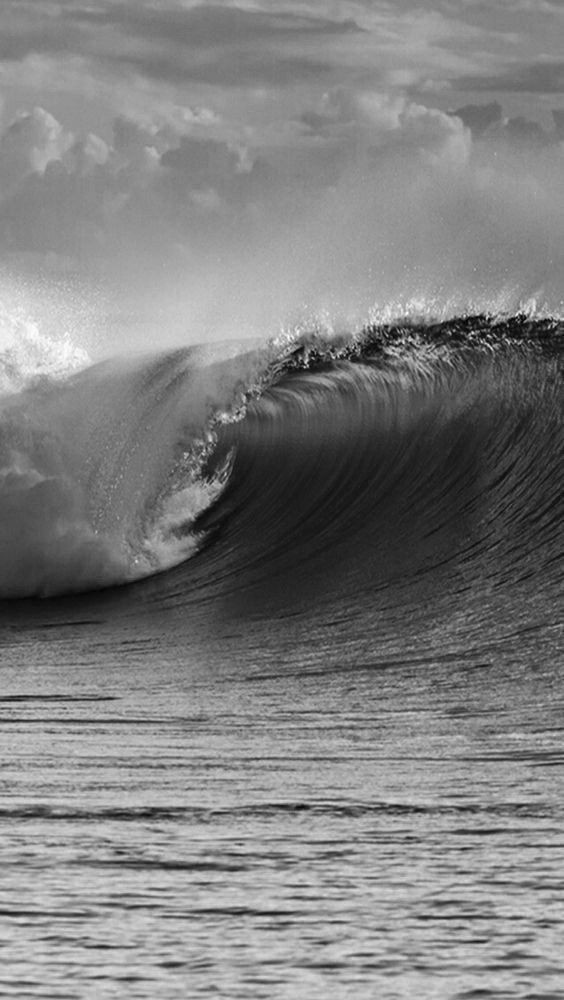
[89,117,564,352]
[4,100,562,356]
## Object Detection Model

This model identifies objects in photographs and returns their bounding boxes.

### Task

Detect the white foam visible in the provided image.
[0,309,255,597]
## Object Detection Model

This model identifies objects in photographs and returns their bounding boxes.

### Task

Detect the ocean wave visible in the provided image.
[0,309,562,600]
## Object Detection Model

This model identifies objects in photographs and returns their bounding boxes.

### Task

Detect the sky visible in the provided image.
[0,0,563,346]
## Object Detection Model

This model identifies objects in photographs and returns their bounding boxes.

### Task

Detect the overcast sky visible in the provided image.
[0,1,562,342]
[1,1,562,129]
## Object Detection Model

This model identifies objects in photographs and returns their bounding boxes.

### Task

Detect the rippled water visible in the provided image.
[1,613,564,999]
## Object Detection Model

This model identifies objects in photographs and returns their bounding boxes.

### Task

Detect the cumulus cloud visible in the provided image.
[0,103,273,260]
[298,88,471,170]
[0,108,73,189]
[0,91,555,268]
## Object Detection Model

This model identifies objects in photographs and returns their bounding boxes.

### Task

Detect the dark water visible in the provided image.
[1,315,563,998]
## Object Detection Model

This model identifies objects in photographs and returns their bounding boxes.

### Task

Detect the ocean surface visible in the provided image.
[1,313,563,998]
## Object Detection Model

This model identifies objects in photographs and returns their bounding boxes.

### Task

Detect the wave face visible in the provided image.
[0,313,563,619]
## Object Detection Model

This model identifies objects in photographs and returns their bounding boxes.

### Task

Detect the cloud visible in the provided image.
[0,92,477,264]
[117,51,335,88]
[455,59,564,94]
[0,107,74,189]
[450,100,562,148]
[160,134,270,211]
[500,115,551,147]
[67,3,364,46]
[297,88,471,168]
[0,104,273,261]
[451,101,503,136]
[0,4,100,62]
[553,108,564,139]
[0,29,72,62]
[0,2,362,89]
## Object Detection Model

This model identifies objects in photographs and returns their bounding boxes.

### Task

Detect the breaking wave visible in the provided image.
[0,306,562,601]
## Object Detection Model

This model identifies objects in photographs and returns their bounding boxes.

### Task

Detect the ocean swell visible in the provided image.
[0,311,562,601]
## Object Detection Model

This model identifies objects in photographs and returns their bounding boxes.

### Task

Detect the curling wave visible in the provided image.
[0,311,562,603]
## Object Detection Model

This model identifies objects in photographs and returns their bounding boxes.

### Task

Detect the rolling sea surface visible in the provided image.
[0,310,563,998]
